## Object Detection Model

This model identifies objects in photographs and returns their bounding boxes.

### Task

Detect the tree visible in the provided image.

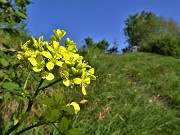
[82,37,109,51]
[123,11,180,57]
[0,0,30,49]
[96,39,109,51]
[0,0,30,34]
[123,11,163,51]
[108,39,119,54]
[83,37,94,49]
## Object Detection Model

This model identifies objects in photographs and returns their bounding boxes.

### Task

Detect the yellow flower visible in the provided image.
[65,38,78,53]
[70,102,80,114]
[17,29,96,93]
[53,29,66,40]
[41,51,63,70]
[28,54,45,72]
[41,71,54,80]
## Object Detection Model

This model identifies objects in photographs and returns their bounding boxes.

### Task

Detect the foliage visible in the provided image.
[82,37,118,54]
[1,29,96,135]
[123,11,180,56]
[141,34,180,57]
[0,0,30,34]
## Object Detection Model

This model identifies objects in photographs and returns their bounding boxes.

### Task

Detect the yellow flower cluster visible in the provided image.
[17,29,96,95]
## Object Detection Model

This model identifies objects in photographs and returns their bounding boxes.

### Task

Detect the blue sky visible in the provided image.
[26,0,180,50]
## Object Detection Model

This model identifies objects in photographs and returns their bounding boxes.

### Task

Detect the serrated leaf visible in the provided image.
[2,82,20,91]
[40,97,55,106]
[54,92,63,104]
[49,109,60,122]
[65,128,81,135]
[59,117,69,133]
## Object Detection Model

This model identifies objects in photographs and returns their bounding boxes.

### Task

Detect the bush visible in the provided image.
[141,34,180,57]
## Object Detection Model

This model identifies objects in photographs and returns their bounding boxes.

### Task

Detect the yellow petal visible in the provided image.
[47,46,54,52]
[52,41,59,49]
[42,51,52,59]
[53,29,66,40]
[63,79,71,87]
[32,67,42,72]
[89,68,94,74]
[85,77,90,84]
[17,54,23,60]
[72,54,80,61]
[73,78,82,84]
[46,61,54,70]
[31,36,38,48]
[42,72,54,80]
[59,46,67,53]
[70,102,80,114]
[28,58,38,66]
[65,38,70,45]
[46,73,54,80]
[38,36,43,43]
[56,61,63,67]
[82,85,86,95]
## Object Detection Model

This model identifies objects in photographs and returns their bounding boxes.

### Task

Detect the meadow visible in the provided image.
[1,48,179,135]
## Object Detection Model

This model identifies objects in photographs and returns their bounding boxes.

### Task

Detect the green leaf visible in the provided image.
[40,97,55,106]
[59,117,69,133]
[61,106,74,114]
[48,109,60,122]
[44,106,52,120]
[2,82,20,91]
[16,10,27,19]
[0,0,8,4]
[65,128,81,135]
[0,70,4,78]
[54,92,63,104]
[0,58,9,67]
[3,92,11,100]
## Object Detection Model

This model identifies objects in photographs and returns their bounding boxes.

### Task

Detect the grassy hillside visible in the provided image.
[2,50,180,135]
[71,51,180,135]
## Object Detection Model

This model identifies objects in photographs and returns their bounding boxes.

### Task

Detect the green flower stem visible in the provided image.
[23,71,31,91]
[39,78,62,91]
[4,79,44,135]
[52,123,60,134]
[15,123,44,135]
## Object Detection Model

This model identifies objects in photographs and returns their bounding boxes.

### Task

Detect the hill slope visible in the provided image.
[73,51,180,135]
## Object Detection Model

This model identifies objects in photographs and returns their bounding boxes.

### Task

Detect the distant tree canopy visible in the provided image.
[123,11,180,57]
[82,37,119,54]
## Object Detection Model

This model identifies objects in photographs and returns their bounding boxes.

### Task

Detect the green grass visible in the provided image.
[71,51,180,135]
[1,50,180,135]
